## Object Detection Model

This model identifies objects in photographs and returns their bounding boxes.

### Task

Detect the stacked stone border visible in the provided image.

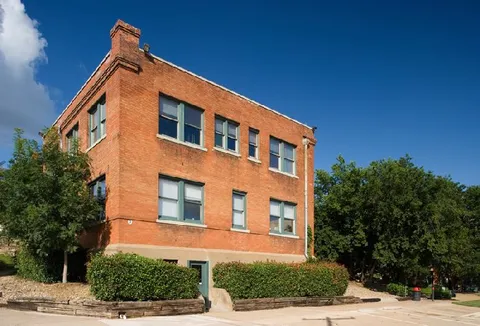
[233,296,364,311]
[5,297,204,318]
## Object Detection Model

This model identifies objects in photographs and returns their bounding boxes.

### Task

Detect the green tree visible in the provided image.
[0,128,100,283]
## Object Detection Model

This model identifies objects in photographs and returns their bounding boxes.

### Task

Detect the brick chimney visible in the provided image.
[110,20,141,64]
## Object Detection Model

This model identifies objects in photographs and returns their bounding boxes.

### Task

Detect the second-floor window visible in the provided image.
[66,124,79,153]
[90,176,106,221]
[158,176,204,223]
[269,199,296,235]
[270,137,296,175]
[215,116,239,152]
[159,95,204,146]
[248,128,259,159]
[89,96,106,147]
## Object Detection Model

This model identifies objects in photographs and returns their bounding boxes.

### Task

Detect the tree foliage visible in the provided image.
[0,128,100,282]
[315,155,479,285]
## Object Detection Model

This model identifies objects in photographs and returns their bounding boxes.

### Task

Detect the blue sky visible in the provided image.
[1,0,479,185]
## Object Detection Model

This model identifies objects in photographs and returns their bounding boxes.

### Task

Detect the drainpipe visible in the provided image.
[302,137,310,259]
[58,126,63,150]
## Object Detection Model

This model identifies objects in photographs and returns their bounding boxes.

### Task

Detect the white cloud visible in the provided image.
[0,0,55,143]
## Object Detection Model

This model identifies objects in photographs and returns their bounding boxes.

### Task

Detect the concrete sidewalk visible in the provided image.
[2,299,480,325]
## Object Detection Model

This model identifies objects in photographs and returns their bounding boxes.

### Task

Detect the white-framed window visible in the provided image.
[269,199,296,235]
[89,96,106,146]
[270,137,296,175]
[158,176,204,223]
[66,124,79,153]
[215,116,239,152]
[248,128,259,159]
[159,95,204,146]
[90,176,106,221]
[232,191,246,229]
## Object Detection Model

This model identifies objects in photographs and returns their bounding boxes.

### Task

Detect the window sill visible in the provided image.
[269,232,299,239]
[230,228,250,233]
[248,157,261,164]
[86,135,106,152]
[156,134,207,152]
[157,219,207,228]
[268,167,298,179]
[213,147,241,157]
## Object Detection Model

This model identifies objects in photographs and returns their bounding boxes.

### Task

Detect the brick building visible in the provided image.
[53,20,316,306]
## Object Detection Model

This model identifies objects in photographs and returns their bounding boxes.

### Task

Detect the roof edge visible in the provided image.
[142,49,313,130]
[52,52,111,127]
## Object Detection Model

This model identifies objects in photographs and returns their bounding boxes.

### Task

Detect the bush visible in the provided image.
[421,286,452,299]
[386,283,409,297]
[213,261,348,300]
[16,248,62,283]
[0,253,14,271]
[86,253,199,301]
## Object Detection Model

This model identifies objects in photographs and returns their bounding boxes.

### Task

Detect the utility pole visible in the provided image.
[430,267,435,302]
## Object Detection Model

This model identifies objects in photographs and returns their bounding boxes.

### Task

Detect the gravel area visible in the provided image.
[345,281,398,300]
[0,275,94,304]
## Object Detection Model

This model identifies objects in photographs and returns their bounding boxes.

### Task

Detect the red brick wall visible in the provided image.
[56,20,316,256]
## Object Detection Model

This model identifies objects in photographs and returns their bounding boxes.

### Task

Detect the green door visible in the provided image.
[188,261,210,310]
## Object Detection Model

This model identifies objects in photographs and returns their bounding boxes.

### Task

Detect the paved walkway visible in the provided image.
[2,299,480,325]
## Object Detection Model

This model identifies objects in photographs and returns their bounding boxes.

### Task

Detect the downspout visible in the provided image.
[302,137,310,259]
[58,126,63,150]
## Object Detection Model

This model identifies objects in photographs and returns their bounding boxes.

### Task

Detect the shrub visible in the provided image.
[16,248,62,283]
[421,286,452,299]
[386,283,409,297]
[86,253,199,301]
[213,261,348,300]
[0,253,14,271]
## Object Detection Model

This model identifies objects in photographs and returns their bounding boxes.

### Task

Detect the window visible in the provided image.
[66,124,79,153]
[158,176,204,223]
[159,95,204,146]
[270,137,296,175]
[89,96,106,147]
[269,200,296,235]
[215,117,239,152]
[248,128,259,159]
[232,191,246,229]
[90,176,106,221]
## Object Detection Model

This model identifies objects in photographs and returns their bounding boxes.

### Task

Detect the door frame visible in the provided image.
[187,260,210,310]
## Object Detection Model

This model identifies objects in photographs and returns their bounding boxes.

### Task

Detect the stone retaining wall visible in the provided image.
[233,296,363,311]
[6,297,204,318]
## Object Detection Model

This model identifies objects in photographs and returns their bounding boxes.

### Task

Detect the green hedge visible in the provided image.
[421,286,452,299]
[16,248,62,283]
[86,253,199,301]
[386,283,409,297]
[213,261,348,300]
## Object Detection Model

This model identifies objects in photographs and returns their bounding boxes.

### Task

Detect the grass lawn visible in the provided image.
[453,300,480,308]
[0,253,14,270]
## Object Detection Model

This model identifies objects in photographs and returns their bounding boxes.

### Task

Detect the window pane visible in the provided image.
[184,125,200,145]
[215,133,223,147]
[284,143,294,160]
[227,137,236,151]
[270,138,279,154]
[160,116,178,138]
[184,105,202,128]
[249,145,256,158]
[284,159,294,174]
[215,118,224,133]
[159,198,178,218]
[160,97,178,119]
[284,204,295,219]
[233,194,244,211]
[184,201,201,221]
[159,179,178,200]
[270,201,280,216]
[227,123,237,137]
[270,215,280,232]
[233,211,244,227]
[283,219,294,233]
[100,120,106,137]
[100,102,106,121]
[91,110,98,129]
[270,154,279,169]
[185,184,202,201]
[249,130,257,145]
[98,179,106,197]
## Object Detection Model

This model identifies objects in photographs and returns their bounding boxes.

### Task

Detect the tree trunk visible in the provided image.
[62,251,68,283]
